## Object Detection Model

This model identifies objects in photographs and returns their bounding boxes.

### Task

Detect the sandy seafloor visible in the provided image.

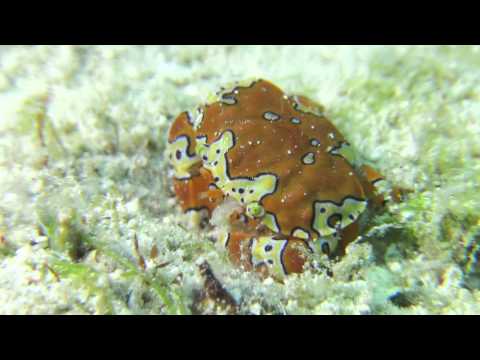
[0,45,479,314]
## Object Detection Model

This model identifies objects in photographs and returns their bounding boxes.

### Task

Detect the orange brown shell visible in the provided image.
[194,80,367,241]
[166,79,391,279]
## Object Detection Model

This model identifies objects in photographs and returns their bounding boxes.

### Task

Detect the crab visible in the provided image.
[166,79,399,280]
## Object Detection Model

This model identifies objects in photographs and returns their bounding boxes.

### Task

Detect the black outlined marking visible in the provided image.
[310,195,367,238]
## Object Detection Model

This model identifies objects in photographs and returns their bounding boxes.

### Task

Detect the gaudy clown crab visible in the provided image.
[166,79,398,281]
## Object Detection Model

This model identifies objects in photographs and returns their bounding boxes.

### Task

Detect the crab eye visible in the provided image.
[246,202,265,219]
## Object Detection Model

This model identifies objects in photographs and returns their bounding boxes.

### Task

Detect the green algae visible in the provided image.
[49,259,115,314]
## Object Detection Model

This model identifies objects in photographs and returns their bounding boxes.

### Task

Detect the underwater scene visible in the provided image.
[0,45,478,314]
